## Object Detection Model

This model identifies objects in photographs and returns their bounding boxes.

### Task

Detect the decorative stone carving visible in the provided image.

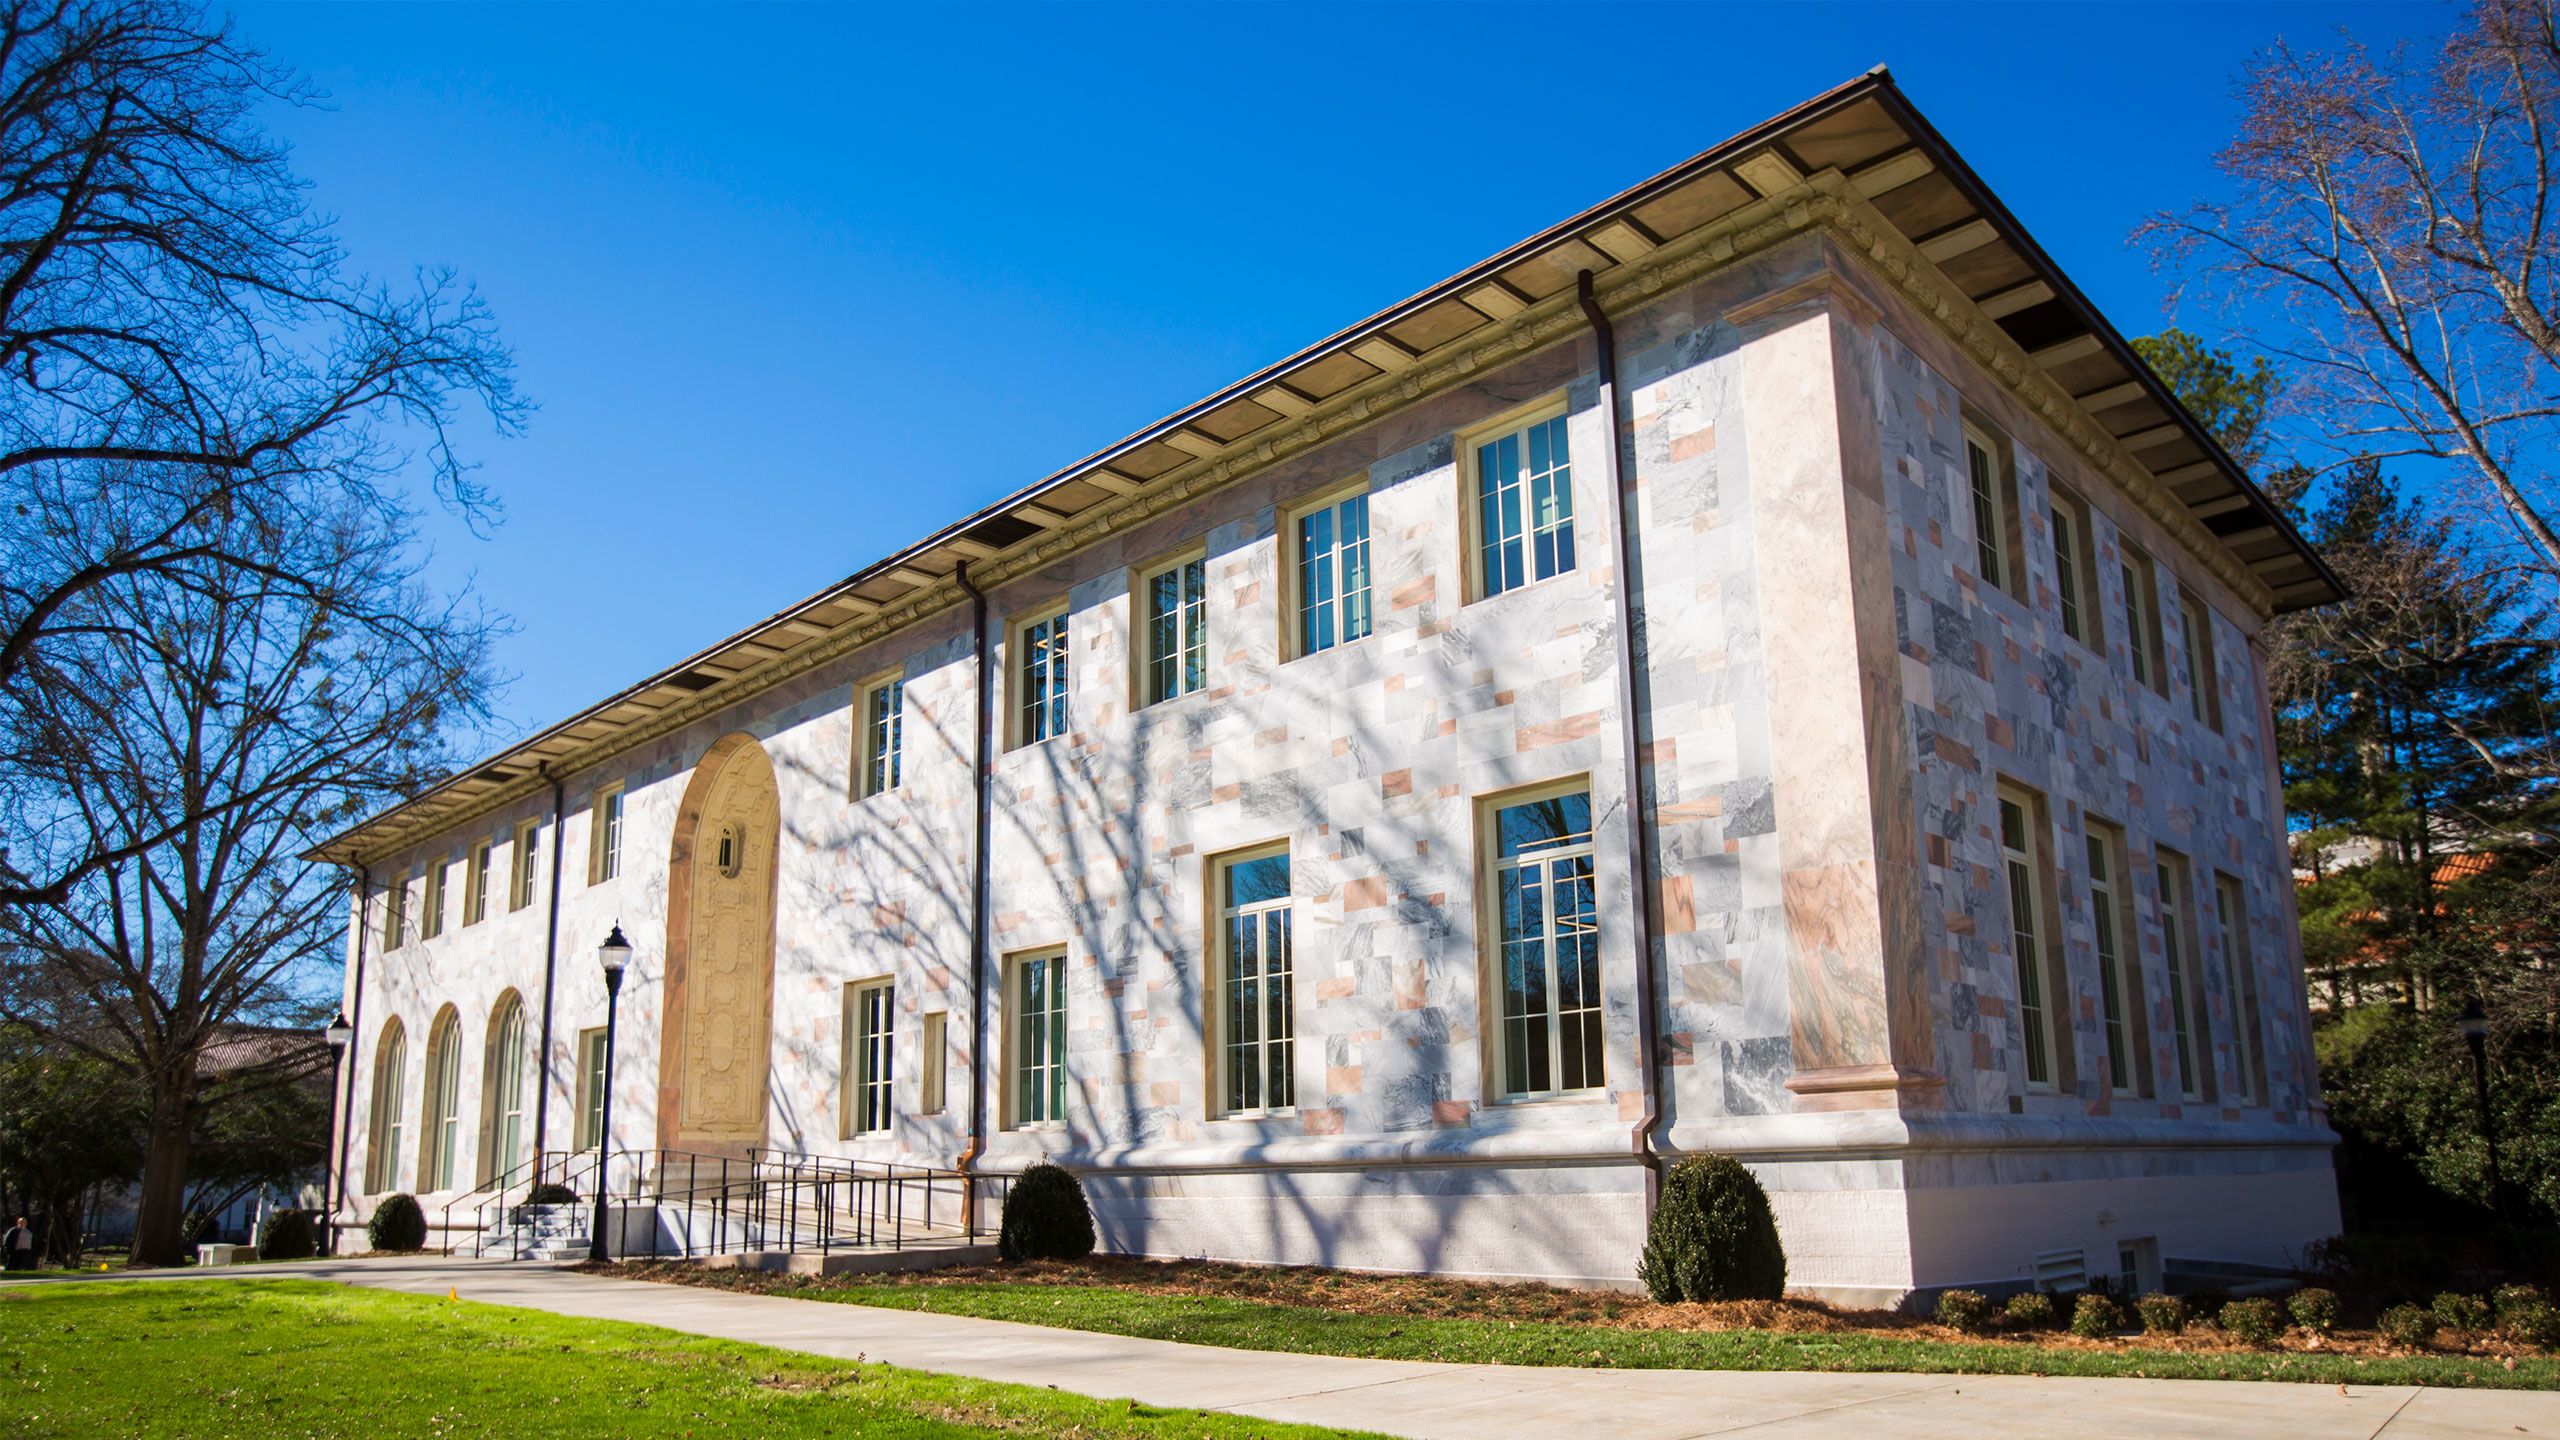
[658,733,780,1153]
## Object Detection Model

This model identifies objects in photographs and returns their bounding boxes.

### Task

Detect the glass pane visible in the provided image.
[1224,852,1291,907]
[1339,495,1371,643]
[1496,791,1592,857]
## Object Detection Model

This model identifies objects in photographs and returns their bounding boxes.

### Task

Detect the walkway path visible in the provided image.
[12,1255,2558,1438]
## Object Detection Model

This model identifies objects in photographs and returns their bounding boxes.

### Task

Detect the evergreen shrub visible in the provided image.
[1635,1156,1787,1303]
[997,1163,1095,1263]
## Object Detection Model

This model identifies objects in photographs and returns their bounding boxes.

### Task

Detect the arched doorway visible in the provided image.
[658,732,781,1155]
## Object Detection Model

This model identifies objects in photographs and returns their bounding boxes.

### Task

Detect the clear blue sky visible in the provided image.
[228,1,2447,749]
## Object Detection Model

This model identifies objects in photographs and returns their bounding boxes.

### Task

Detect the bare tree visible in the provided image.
[0,0,523,909]
[0,475,494,1265]
[2145,0,2560,589]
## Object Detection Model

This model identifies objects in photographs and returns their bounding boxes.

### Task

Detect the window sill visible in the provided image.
[1466,566,1579,609]
[1208,1108,1298,1123]
[1486,1089,1607,1109]
[1281,632,1375,667]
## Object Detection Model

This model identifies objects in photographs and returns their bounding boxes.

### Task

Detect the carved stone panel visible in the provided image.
[658,733,780,1154]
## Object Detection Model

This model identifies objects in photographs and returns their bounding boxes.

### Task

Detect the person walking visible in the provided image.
[4,1217,33,1271]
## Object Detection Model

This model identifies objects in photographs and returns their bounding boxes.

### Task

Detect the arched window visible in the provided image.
[418,1006,464,1192]
[478,992,529,1186]
[363,1018,407,1195]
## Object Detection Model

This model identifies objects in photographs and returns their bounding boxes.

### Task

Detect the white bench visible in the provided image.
[195,1242,251,1267]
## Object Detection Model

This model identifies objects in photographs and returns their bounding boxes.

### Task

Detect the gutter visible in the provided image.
[1578,269,1666,1214]
[952,565,995,1227]
[530,768,568,1153]
[332,865,370,1247]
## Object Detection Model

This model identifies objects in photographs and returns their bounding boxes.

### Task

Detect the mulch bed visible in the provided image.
[592,1254,2550,1364]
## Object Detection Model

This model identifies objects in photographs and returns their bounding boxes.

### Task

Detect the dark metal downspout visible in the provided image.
[332,865,371,1252]
[1580,269,1666,1216]
[530,768,568,1154]
[952,565,995,1229]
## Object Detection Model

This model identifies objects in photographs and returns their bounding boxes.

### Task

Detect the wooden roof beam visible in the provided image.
[1918,218,1997,264]
[1976,279,2054,320]
[1849,149,1935,197]
[2028,333,2103,368]
[1734,148,1806,197]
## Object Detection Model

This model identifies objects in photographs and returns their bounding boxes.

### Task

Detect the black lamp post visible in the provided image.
[588,924,630,1263]
[321,1012,353,1257]
[2456,999,2508,1220]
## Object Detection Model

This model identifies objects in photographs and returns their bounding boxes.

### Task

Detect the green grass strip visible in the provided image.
[0,1278,1384,1438]
[788,1279,2560,1391]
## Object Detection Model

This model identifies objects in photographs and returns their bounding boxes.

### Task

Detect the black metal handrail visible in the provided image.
[582,1147,997,1261]
[458,1149,597,1258]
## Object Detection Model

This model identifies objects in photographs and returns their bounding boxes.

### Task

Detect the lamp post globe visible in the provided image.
[321,1012,353,1256]
[589,925,630,1263]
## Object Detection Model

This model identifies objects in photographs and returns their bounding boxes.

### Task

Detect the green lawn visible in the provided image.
[0,1279,1381,1438]
[759,1277,2560,1391]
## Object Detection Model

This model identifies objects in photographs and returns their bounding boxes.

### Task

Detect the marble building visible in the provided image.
[314,70,2345,1304]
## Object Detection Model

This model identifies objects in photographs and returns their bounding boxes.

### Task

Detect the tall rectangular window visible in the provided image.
[2050,487,2103,649]
[464,840,492,926]
[1141,555,1208,705]
[510,819,540,912]
[1016,607,1070,746]
[2214,874,2265,1104]
[575,1027,608,1149]
[2085,823,2145,1097]
[1474,411,1574,598]
[382,873,409,950]
[1998,786,2058,1090]
[1215,845,1294,1115]
[844,980,895,1136]
[1008,950,1067,1127]
[861,677,905,796]
[2178,586,2225,733]
[588,783,624,885]
[1292,487,1371,657]
[421,862,446,941]
[1488,785,1603,1098]
[1966,424,2008,594]
[918,1011,947,1116]
[2122,548,2167,695]
[2156,850,2203,1101]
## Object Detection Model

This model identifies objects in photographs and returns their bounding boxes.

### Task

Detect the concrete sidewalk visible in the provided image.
[11,1255,2557,1438]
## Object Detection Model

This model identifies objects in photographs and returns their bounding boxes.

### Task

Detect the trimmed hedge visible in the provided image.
[2220,1296,2284,1347]
[2003,1291,2056,1330]
[1933,1289,1992,1333]
[2379,1303,2434,1348]
[257,1209,317,1261]
[1636,1155,1787,1303]
[2069,1291,2123,1339]
[2288,1286,2340,1335]
[2432,1291,2493,1336]
[2135,1292,2187,1335]
[998,1163,1095,1263]
[367,1193,427,1253]
[523,1182,578,1207]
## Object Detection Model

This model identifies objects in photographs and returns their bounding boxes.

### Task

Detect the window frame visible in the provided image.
[1963,420,2022,599]
[380,871,409,951]
[1996,782,2068,1094]
[1002,948,1069,1130]
[842,977,896,1138]
[363,1017,407,1194]
[2177,585,2226,733]
[418,1006,463,1193]
[2048,484,2105,651]
[1134,548,1210,708]
[463,839,492,926]
[2154,848,2209,1103]
[477,992,529,1186]
[420,860,445,941]
[1283,478,1375,662]
[2121,546,2169,696]
[588,783,625,886]
[509,819,541,912]
[1462,396,1577,603]
[856,672,907,798]
[1010,603,1072,749]
[2213,873,2268,1105]
[1209,840,1296,1119]
[1478,776,1607,1103]
[2082,818,2150,1099]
